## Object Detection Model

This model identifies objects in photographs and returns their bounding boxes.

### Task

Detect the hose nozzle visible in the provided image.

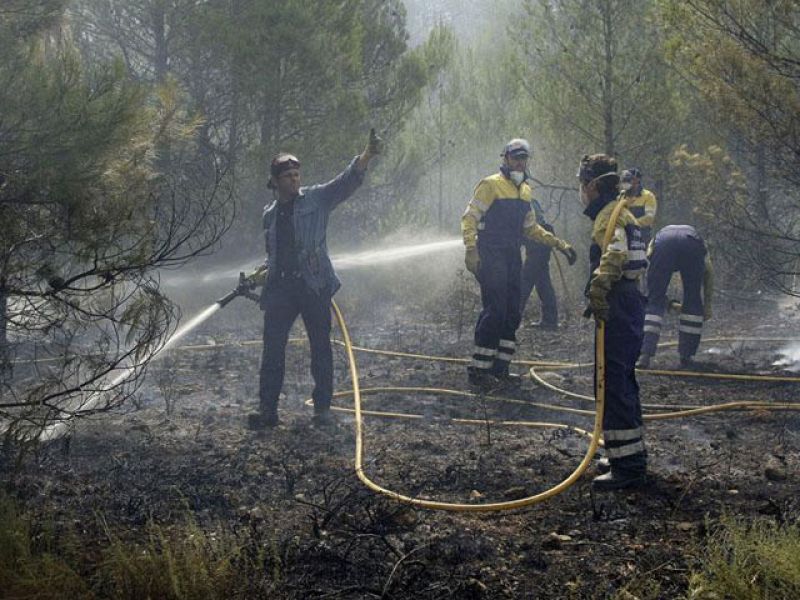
[216,269,264,307]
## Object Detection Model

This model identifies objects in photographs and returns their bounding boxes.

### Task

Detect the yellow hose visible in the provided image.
[169,337,800,382]
[332,300,605,512]
[323,196,800,511]
[527,365,800,417]
[329,200,628,511]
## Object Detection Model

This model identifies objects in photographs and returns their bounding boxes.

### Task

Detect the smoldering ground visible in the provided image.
[5,251,800,598]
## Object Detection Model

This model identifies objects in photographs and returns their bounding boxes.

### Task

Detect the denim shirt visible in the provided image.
[261,156,364,304]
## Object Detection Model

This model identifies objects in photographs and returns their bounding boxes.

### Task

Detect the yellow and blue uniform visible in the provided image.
[462,171,570,376]
[584,190,648,474]
[624,187,657,245]
[641,225,713,362]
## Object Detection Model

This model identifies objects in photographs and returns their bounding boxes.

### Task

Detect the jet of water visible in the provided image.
[35,237,464,440]
[332,238,461,270]
[37,303,222,442]
[175,237,463,284]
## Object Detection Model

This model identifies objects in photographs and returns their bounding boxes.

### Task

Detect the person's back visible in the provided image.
[640,225,712,369]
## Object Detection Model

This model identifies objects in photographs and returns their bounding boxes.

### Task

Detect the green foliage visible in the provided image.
[0,492,273,599]
[660,0,800,169]
[96,518,262,600]
[514,0,687,174]
[0,493,91,599]
[687,516,800,599]
[660,0,800,293]
[0,5,232,434]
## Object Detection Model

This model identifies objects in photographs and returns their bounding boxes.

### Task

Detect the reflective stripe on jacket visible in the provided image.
[585,193,648,300]
[461,173,567,250]
[625,188,657,227]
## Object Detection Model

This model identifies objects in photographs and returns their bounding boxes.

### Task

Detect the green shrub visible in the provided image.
[0,492,273,599]
[688,516,800,599]
[96,519,262,600]
[0,493,92,599]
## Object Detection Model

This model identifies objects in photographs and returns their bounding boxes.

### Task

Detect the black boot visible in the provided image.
[247,409,279,430]
[592,468,647,491]
[596,456,611,474]
[492,371,522,388]
[468,367,493,388]
[311,408,339,429]
[679,355,700,369]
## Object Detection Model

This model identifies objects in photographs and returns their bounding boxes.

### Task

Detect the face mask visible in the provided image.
[510,171,525,186]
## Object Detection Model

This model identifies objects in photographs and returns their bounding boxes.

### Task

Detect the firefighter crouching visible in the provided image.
[621,168,657,246]
[637,225,713,369]
[462,138,577,387]
[579,154,649,491]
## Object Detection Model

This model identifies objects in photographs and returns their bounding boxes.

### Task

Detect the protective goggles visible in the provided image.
[270,154,300,178]
[577,164,618,185]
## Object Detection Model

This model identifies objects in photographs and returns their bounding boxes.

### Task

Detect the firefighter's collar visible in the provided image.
[583,191,617,221]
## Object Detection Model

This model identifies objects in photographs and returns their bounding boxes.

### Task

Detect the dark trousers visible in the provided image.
[599,281,647,472]
[642,237,706,359]
[520,243,557,324]
[259,277,333,415]
[471,243,522,375]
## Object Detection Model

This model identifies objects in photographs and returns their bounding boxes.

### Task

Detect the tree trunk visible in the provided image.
[152,1,168,83]
[0,278,9,387]
[601,0,615,156]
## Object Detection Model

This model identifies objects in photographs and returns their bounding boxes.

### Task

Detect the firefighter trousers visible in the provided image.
[471,243,522,375]
[520,243,557,325]
[642,239,706,359]
[598,280,647,473]
[259,277,333,416]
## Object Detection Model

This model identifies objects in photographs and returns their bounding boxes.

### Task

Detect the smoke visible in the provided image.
[773,343,800,372]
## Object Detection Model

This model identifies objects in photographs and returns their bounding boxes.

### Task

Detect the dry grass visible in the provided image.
[687,516,800,600]
[0,492,273,600]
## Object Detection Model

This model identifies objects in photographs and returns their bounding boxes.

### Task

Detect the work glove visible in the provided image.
[465,246,480,277]
[667,299,682,314]
[704,304,712,321]
[588,287,609,321]
[246,265,268,288]
[558,245,577,266]
[364,128,383,159]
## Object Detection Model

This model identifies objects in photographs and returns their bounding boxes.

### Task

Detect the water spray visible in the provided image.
[185,238,463,285]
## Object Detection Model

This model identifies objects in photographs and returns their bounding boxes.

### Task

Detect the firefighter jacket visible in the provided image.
[584,191,648,307]
[624,187,657,233]
[261,156,365,300]
[461,172,569,251]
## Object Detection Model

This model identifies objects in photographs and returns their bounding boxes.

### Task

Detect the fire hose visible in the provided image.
[328,200,800,511]
[208,206,800,511]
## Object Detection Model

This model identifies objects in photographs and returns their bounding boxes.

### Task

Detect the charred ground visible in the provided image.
[3,291,800,599]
